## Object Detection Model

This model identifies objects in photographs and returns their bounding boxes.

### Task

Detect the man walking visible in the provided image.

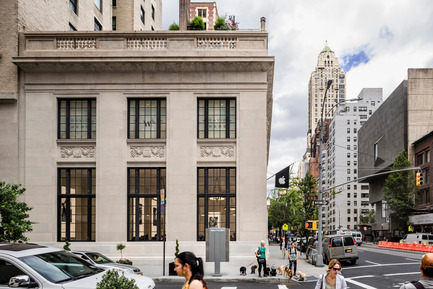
[400,253,433,288]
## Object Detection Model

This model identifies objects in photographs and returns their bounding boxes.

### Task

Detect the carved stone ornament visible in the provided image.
[130,146,165,158]
[200,145,235,158]
[60,146,95,159]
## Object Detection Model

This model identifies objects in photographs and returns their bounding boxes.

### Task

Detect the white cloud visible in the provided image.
[163,0,433,190]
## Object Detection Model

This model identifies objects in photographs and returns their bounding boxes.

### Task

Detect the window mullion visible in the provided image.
[135,100,140,139]
[66,100,70,139]
[157,100,161,139]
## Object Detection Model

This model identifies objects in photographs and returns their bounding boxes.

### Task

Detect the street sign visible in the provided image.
[282,224,289,231]
[313,200,329,206]
[306,196,318,200]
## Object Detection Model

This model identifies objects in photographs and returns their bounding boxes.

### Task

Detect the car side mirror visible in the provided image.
[9,275,30,288]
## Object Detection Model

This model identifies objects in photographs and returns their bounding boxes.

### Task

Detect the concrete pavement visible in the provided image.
[150,242,328,284]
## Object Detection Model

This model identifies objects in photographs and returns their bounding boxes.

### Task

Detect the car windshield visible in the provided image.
[86,252,113,264]
[20,251,99,283]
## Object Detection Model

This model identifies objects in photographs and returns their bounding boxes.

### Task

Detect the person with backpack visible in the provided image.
[288,242,298,275]
[254,240,267,277]
[400,253,433,289]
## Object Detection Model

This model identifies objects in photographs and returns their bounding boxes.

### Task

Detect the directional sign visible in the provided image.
[313,200,329,206]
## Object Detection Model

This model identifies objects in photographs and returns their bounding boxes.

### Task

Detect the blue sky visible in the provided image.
[162,0,433,191]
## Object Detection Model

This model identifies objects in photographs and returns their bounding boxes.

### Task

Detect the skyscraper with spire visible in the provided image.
[307,42,346,144]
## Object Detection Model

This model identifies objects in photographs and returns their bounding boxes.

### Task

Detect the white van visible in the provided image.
[346,231,363,246]
[400,233,433,244]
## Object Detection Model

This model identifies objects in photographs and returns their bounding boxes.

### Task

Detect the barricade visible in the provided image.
[378,242,433,252]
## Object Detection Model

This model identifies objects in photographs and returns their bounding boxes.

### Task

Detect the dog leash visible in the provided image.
[246,258,258,267]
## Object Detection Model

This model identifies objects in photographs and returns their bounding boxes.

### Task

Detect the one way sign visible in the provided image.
[313,200,329,206]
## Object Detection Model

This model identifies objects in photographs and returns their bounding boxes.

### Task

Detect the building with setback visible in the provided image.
[322,89,382,230]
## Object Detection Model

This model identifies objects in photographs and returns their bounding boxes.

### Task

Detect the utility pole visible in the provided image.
[316,79,333,267]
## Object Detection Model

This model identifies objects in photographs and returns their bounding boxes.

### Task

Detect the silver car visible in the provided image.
[71,251,142,275]
[0,243,155,289]
[321,235,358,265]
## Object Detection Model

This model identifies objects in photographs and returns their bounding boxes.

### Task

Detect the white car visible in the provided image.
[71,251,142,275]
[0,243,155,289]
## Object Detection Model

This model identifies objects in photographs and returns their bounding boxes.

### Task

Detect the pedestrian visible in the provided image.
[400,253,433,288]
[174,251,208,289]
[314,259,347,289]
[254,240,267,277]
[288,242,298,275]
[280,236,286,258]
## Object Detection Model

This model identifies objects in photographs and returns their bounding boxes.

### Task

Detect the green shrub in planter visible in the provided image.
[96,269,138,289]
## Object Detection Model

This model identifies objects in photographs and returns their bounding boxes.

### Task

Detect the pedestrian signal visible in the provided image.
[416,172,424,186]
[305,220,318,230]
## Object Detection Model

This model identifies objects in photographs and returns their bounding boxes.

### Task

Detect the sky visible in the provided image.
[161,0,433,193]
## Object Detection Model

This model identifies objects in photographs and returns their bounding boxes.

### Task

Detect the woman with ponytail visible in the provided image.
[174,251,208,289]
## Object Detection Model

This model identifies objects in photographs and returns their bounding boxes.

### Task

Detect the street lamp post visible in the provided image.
[316,79,333,267]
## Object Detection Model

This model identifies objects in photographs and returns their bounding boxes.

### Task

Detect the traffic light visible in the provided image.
[305,220,318,230]
[416,171,424,186]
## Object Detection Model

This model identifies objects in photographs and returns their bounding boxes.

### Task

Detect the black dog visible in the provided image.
[264,265,270,277]
[250,265,257,274]
[240,266,247,276]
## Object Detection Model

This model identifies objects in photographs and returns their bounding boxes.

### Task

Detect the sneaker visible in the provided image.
[258,274,262,278]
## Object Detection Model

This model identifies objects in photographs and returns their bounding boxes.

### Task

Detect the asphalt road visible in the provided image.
[155,245,426,288]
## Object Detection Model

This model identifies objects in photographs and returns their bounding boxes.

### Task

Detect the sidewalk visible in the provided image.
[151,242,326,284]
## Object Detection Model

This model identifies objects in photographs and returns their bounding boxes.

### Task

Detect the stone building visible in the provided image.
[358,69,433,234]
[5,18,274,276]
[190,1,218,30]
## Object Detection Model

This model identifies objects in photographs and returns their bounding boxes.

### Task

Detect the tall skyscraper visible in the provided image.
[307,42,346,146]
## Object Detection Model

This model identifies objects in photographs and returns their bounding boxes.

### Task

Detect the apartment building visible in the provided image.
[322,89,382,230]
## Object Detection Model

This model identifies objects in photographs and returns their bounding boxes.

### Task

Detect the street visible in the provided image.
[156,245,425,288]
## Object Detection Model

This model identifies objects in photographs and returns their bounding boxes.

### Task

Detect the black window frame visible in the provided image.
[58,98,96,140]
[127,98,166,139]
[69,0,78,14]
[197,98,236,139]
[197,167,236,241]
[127,168,166,241]
[112,16,116,30]
[94,18,102,31]
[140,6,145,24]
[151,5,155,20]
[57,168,96,242]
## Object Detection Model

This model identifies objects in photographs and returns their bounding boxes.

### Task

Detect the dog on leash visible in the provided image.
[284,266,293,279]
[250,265,257,274]
[297,271,307,281]
[240,266,247,276]
[277,266,284,275]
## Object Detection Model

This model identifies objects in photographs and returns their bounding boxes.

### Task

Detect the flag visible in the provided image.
[275,165,290,188]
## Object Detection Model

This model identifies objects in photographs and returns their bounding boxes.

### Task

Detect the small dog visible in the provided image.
[250,265,257,274]
[240,266,247,276]
[277,266,284,275]
[284,266,293,279]
[297,271,307,281]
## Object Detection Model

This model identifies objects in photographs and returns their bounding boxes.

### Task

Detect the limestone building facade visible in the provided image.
[6,25,274,275]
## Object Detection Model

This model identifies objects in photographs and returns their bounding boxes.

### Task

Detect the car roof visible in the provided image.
[0,243,63,258]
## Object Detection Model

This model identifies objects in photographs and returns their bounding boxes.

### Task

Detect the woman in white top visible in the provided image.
[314,259,347,289]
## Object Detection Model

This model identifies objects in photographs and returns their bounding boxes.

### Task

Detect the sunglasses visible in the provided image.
[332,267,341,271]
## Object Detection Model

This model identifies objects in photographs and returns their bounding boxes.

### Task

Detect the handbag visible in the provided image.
[258,258,265,264]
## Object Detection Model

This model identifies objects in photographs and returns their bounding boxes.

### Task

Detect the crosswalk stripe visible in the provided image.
[278,285,289,289]
[221,287,237,289]
[346,278,377,289]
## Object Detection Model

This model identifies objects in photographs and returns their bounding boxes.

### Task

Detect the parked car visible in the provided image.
[400,233,433,244]
[71,250,142,275]
[0,243,155,289]
[321,234,358,265]
[305,237,317,261]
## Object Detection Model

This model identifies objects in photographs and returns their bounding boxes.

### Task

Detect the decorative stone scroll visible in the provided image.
[56,38,96,49]
[60,146,95,159]
[197,37,237,49]
[127,38,167,49]
[130,146,165,158]
[200,145,235,158]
